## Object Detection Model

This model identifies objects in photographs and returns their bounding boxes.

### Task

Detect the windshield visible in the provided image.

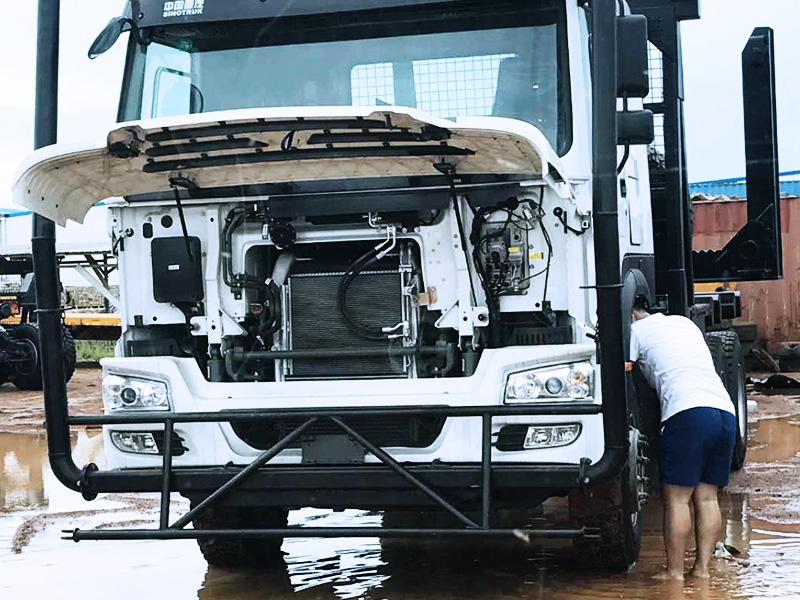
[119,1,571,155]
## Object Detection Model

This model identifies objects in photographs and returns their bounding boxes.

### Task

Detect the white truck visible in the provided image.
[15,0,780,570]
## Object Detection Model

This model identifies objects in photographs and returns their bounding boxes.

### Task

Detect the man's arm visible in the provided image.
[629,327,641,362]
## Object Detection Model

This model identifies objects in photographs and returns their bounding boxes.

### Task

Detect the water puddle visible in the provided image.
[0,421,799,599]
[747,414,800,463]
[0,434,47,511]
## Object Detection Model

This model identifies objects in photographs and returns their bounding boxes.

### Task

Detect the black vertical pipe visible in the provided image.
[585,0,628,482]
[743,28,780,225]
[33,0,84,492]
[481,414,492,528]
[743,27,782,278]
[661,21,690,316]
[676,28,694,308]
[160,420,175,529]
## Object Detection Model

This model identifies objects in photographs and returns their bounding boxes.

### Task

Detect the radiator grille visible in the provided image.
[288,271,406,378]
[231,416,446,450]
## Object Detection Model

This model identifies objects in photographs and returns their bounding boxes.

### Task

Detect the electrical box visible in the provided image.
[151,237,204,304]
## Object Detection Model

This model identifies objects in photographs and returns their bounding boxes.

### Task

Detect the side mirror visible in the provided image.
[88,16,129,60]
[617,15,649,98]
[618,110,654,146]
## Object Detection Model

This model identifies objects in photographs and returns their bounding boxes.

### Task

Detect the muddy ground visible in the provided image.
[0,367,798,599]
[0,367,103,435]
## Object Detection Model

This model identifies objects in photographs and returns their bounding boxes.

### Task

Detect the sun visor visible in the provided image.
[13,108,548,226]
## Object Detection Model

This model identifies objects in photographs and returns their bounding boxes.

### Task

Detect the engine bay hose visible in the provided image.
[337,247,389,341]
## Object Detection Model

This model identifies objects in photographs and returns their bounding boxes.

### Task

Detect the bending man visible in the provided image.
[630,294,736,580]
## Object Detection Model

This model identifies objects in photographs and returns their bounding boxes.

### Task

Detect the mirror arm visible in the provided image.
[122,18,150,47]
[617,94,632,174]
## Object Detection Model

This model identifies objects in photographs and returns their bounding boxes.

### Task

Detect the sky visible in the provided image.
[0,0,798,221]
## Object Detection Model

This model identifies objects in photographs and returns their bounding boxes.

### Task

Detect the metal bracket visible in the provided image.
[382,321,410,340]
[577,457,591,485]
[79,463,99,501]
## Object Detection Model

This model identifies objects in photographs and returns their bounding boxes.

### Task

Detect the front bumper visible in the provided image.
[64,347,619,537]
[97,346,604,471]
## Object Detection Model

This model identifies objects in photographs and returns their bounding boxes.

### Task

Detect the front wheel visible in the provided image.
[568,427,646,571]
[192,504,288,568]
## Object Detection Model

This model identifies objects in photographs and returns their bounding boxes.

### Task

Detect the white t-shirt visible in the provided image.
[630,313,735,423]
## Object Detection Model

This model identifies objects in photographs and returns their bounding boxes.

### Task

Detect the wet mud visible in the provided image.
[0,367,103,435]
[0,370,799,599]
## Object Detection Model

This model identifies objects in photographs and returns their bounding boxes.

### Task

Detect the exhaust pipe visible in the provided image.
[584,0,629,483]
[32,0,87,494]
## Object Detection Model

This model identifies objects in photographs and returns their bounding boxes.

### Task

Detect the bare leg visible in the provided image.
[688,483,721,578]
[657,484,695,580]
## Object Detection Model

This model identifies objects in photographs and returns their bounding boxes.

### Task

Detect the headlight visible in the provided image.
[505,362,594,402]
[103,374,170,411]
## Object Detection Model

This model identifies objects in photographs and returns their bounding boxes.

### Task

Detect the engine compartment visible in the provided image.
[226,236,452,381]
[117,187,578,384]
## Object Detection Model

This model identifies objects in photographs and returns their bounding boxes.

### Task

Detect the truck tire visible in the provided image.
[705,331,747,472]
[8,324,78,390]
[62,326,77,383]
[9,324,43,391]
[192,504,288,567]
[568,404,646,571]
[621,268,651,360]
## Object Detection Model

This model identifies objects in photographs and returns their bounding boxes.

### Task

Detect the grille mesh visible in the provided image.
[231,416,446,450]
[288,271,405,378]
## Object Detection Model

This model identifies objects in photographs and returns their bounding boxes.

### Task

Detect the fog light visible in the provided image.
[110,431,159,455]
[523,424,582,449]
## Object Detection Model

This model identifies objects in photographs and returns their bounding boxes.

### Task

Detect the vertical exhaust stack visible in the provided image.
[32,0,86,493]
[584,0,628,483]
[692,27,782,282]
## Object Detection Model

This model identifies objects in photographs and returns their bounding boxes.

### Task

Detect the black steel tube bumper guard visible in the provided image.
[61,403,603,542]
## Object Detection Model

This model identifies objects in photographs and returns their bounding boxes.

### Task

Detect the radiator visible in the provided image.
[285,270,409,378]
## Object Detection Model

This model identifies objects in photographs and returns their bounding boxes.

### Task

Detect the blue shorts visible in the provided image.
[660,407,736,488]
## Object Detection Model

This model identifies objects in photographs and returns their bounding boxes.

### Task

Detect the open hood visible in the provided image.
[13,106,560,226]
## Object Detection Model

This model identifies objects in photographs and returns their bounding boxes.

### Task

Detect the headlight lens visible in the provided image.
[505,362,594,402]
[103,375,170,411]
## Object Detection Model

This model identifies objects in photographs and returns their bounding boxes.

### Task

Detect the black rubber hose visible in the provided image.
[258,282,282,338]
[337,248,390,341]
[468,203,502,347]
[222,208,267,291]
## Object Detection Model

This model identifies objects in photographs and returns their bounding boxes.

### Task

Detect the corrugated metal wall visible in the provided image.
[693,197,800,350]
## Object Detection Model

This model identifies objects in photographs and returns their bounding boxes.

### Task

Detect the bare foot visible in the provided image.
[653,570,685,581]
[687,568,710,579]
